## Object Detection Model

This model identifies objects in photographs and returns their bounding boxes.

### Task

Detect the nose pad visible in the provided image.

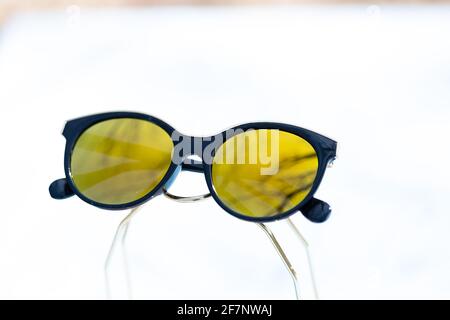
[162,164,211,203]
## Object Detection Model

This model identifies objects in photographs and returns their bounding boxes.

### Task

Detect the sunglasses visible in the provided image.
[49,111,337,298]
[49,111,336,222]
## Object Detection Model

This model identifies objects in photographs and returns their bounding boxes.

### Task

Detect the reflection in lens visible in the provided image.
[70,118,173,205]
[212,130,318,218]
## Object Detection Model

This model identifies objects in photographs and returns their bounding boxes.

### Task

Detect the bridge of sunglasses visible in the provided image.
[180,160,204,173]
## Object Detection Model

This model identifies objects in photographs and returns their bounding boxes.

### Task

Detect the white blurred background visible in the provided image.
[0,3,449,299]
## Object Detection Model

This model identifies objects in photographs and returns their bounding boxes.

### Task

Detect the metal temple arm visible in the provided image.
[286,218,319,299]
[258,223,300,299]
[258,219,319,300]
[104,169,318,300]
[104,206,141,299]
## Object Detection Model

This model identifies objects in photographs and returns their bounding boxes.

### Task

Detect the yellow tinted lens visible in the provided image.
[212,130,318,218]
[70,118,173,205]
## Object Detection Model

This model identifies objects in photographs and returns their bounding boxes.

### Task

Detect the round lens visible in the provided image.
[70,118,173,205]
[211,129,318,218]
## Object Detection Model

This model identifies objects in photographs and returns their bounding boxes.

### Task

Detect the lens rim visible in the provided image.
[203,123,336,222]
[63,112,180,210]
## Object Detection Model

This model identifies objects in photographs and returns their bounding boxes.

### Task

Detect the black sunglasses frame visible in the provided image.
[53,111,337,223]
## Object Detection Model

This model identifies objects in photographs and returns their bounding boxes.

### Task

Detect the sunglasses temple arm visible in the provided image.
[104,206,142,299]
[286,218,319,299]
[258,219,319,300]
[258,223,300,300]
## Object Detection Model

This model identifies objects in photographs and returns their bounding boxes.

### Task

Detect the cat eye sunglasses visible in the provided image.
[49,111,337,223]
